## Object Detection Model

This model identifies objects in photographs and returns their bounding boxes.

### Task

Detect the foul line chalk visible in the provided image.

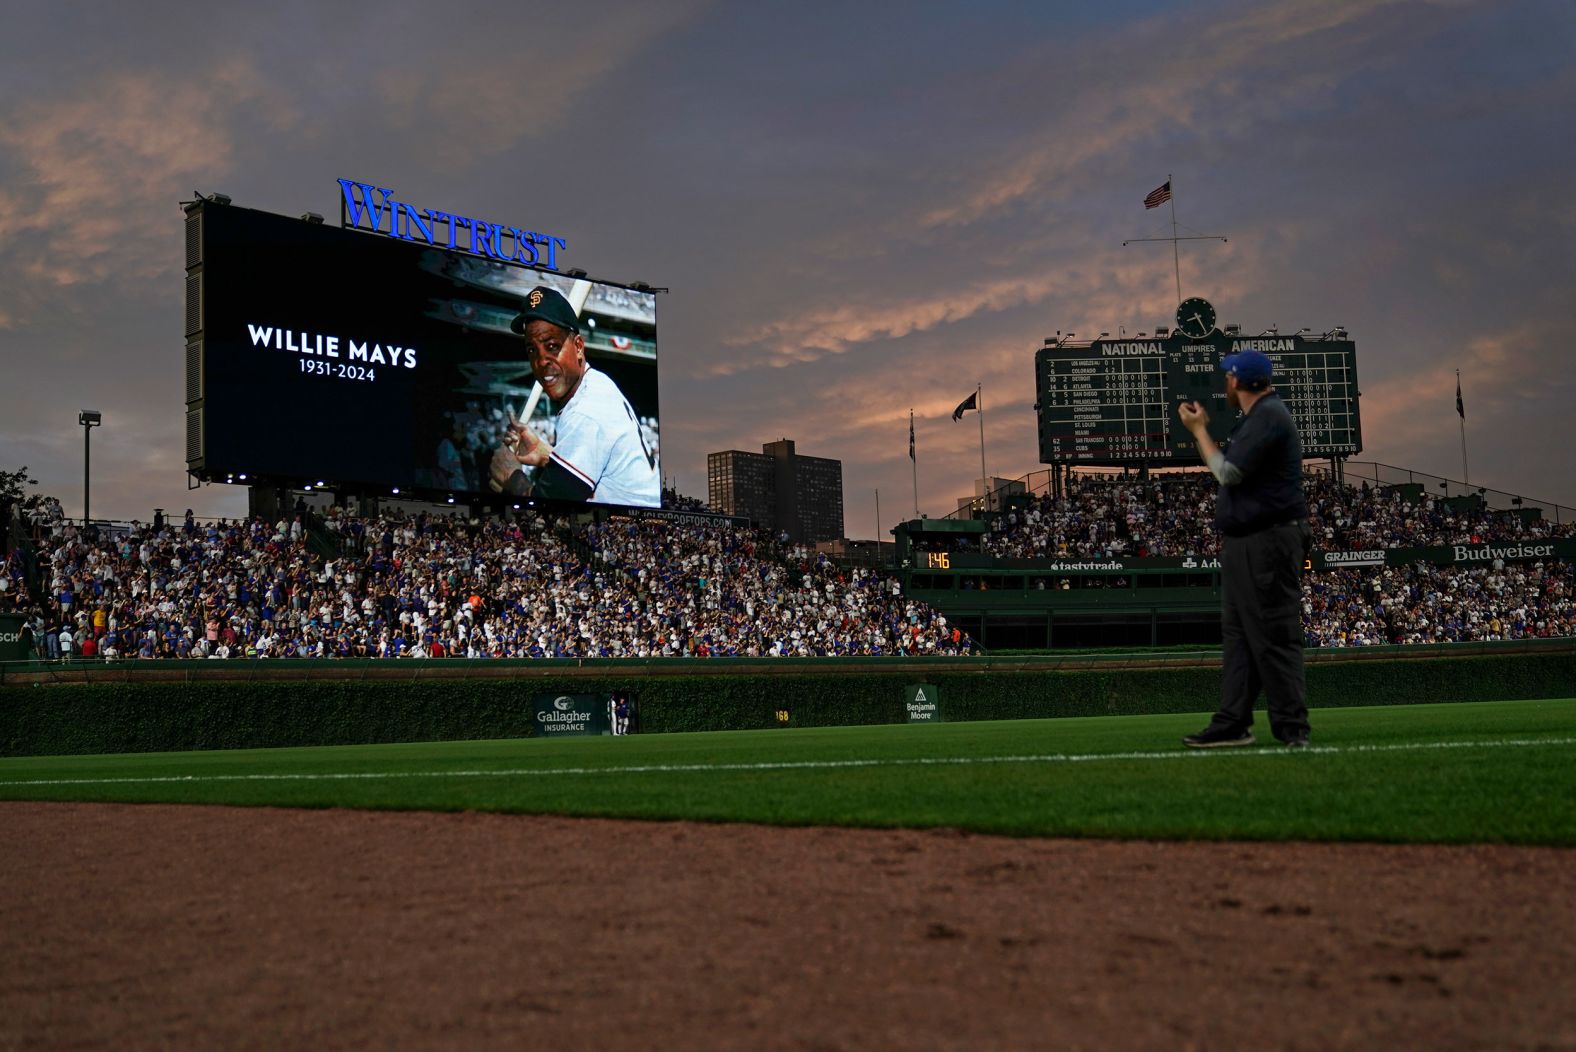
[2,736,1575,789]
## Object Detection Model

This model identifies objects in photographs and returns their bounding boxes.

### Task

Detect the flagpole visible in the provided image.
[1457,369,1470,485]
[976,383,989,510]
[874,488,881,563]
[1168,172,1181,302]
[1125,178,1225,298]
[910,409,920,520]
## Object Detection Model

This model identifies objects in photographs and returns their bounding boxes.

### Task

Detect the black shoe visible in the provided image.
[1283,735,1310,748]
[1182,726,1255,749]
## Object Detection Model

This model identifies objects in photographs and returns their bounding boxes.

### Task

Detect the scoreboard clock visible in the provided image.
[1175,297,1217,340]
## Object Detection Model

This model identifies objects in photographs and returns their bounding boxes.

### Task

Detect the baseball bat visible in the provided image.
[518,380,545,429]
[488,381,545,493]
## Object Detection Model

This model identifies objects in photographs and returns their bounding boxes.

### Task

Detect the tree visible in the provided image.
[0,466,40,515]
[0,467,54,547]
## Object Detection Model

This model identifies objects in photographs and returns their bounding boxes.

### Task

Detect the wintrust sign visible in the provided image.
[338,179,567,270]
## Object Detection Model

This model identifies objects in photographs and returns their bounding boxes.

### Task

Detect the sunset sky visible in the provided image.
[3,0,1573,534]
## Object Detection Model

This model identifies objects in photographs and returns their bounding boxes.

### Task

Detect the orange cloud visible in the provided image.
[705,236,1261,379]
[0,60,291,290]
[1358,321,1553,460]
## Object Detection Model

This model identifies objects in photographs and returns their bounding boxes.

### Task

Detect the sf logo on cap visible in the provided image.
[527,289,544,308]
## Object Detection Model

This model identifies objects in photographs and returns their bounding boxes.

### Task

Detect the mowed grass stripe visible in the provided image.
[2,699,1573,844]
[5,734,1576,788]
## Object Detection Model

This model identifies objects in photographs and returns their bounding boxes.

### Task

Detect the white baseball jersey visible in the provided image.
[542,366,660,507]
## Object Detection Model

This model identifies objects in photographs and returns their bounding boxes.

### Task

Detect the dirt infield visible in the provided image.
[2,803,1573,1050]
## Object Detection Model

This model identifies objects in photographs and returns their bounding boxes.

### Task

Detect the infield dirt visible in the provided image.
[2,802,1573,1050]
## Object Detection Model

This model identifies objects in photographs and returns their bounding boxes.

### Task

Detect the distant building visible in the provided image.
[956,476,1026,513]
[707,439,844,543]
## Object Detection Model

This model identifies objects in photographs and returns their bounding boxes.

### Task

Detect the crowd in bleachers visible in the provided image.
[1305,560,1575,646]
[5,466,1576,660]
[4,505,972,661]
[583,519,964,656]
[983,473,1576,559]
[983,475,1218,558]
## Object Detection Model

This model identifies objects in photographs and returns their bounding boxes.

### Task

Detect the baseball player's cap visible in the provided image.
[510,286,580,335]
[1220,349,1273,383]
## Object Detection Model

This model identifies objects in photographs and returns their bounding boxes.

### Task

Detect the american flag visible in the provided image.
[1144,181,1172,209]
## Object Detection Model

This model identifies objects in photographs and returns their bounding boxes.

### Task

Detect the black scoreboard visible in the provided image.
[1035,333,1361,464]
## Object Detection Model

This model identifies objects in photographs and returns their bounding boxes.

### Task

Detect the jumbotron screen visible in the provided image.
[186,203,661,507]
[1034,333,1361,464]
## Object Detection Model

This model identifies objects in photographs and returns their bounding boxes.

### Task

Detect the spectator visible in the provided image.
[984,472,1574,559]
[6,483,1569,663]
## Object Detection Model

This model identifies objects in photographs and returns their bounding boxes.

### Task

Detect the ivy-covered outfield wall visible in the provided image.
[2,644,1573,757]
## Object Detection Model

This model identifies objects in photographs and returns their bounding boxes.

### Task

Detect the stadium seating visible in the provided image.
[1305,561,1575,646]
[984,473,1576,559]
[4,470,1573,660]
[10,508,973,660]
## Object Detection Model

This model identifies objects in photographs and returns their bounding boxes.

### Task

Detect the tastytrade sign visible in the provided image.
[338,179,567,269]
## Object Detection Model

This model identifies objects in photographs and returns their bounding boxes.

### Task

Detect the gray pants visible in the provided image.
[1211,522,1312,742]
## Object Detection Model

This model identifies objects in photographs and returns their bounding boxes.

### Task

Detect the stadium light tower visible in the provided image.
[78,410,102,526]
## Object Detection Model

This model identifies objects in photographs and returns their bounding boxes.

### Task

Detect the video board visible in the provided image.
[1035,333,1360,465]
[185,203,661,507]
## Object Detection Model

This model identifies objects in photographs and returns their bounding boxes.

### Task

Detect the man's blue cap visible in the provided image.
[1220,349,1274,383]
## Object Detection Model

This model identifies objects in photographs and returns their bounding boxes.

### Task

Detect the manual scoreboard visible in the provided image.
[1035,332,1361,465]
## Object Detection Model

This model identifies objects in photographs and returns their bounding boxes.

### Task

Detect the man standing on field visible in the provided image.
[1177,349,1312,748]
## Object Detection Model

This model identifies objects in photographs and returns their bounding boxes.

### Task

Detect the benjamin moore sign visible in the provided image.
[339,179,568,270]
[904,684,942,723]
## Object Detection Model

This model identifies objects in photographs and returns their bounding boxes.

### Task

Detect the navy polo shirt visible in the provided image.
[1215,392,1308,536]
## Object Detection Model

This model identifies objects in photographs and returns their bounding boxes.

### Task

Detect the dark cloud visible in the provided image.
[2,0,1572,530]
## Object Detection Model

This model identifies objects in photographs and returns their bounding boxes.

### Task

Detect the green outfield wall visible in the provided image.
[2,640,1573,757]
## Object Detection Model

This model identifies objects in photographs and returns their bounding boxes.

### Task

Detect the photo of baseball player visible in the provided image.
[489,286,661,506]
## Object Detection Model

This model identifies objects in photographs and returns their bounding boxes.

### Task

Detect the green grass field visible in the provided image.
[3,698,1574,844]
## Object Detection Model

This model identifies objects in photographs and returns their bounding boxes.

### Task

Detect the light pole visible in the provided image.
[78,410,101,527]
